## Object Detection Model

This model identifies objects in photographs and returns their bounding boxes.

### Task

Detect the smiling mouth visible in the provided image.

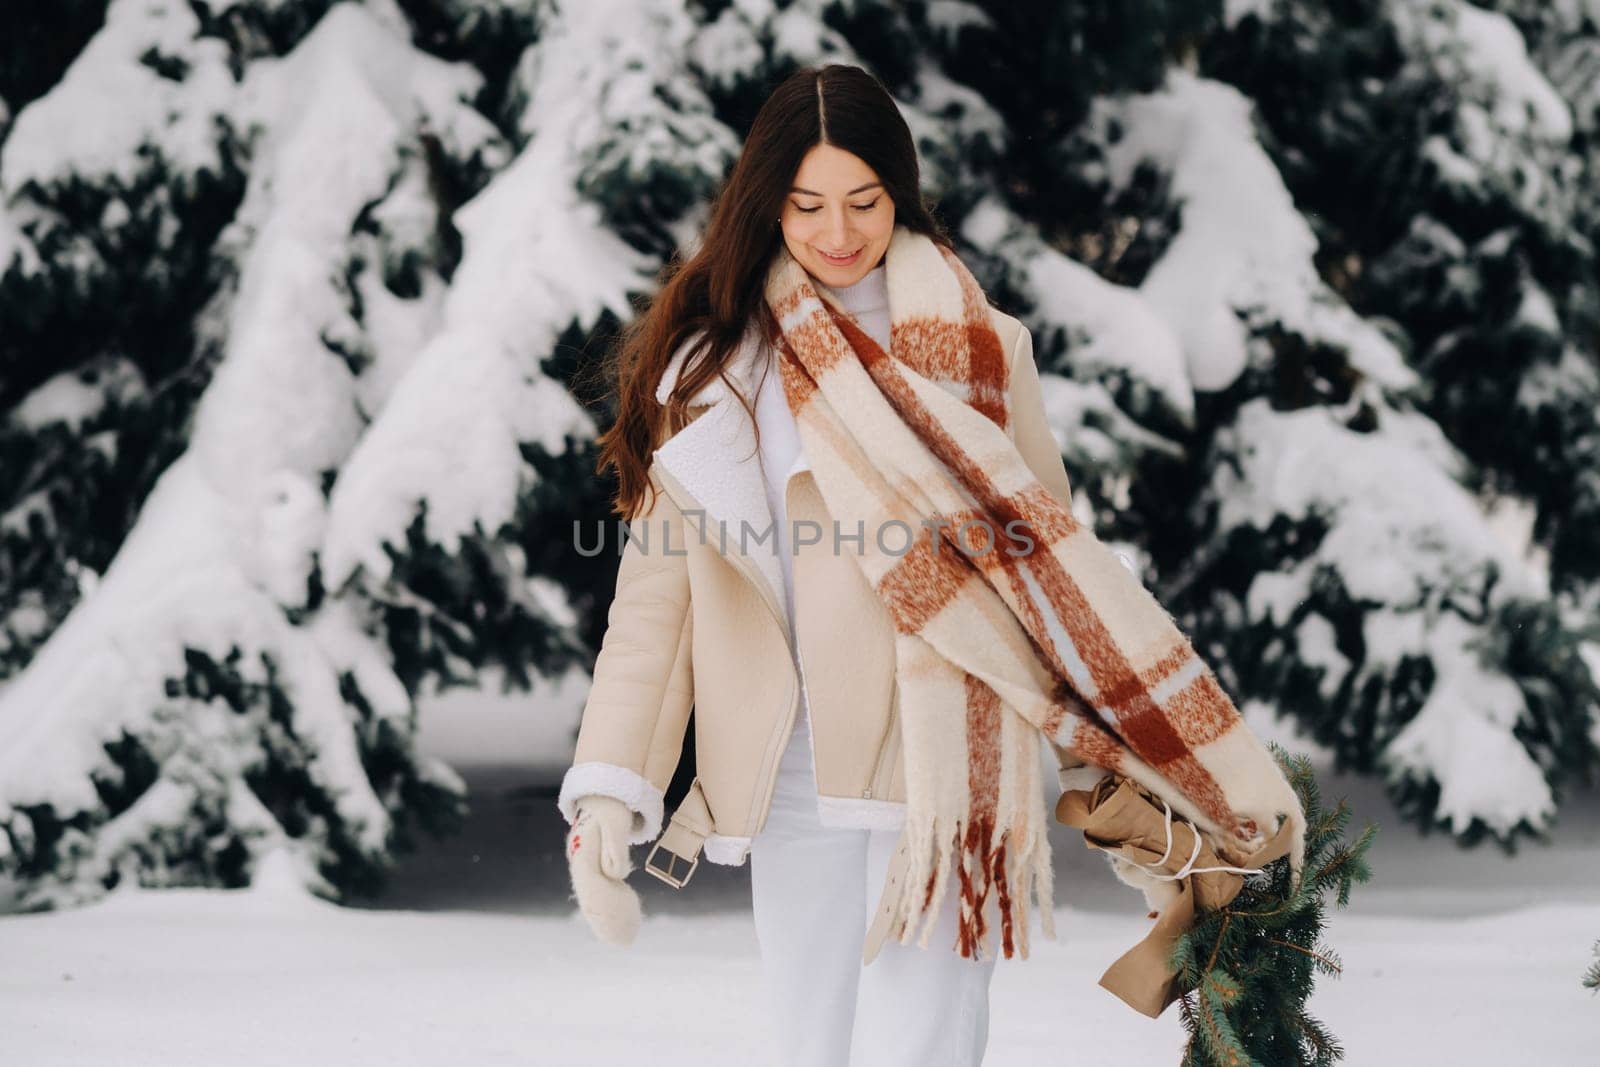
[818,248,861,261]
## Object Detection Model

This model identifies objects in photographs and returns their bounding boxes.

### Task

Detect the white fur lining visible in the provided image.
[652,396,789,620]
[702,834,753,865]
[650,322,793,626]
[557,762,665,846]
[816,794,909,830]
[654,322,765,406]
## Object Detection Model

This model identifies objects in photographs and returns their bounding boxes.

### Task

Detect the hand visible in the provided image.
[1105,853,1183,919]
[566,795,643,947]
[1277,801,1309,896]
[1231,791,1309,896]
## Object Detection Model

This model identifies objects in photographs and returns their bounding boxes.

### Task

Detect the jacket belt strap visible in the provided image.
[643,777,713,889]
[861,828,914,964]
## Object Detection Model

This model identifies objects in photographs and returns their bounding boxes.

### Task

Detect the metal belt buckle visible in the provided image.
[643,841,699,888]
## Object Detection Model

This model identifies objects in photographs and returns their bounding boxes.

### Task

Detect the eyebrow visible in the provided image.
[790,181,884,196]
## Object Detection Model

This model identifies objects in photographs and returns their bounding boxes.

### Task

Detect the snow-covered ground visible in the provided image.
[0,848,1593,1066]
[3,689,1596,1065]
[5,721,1599,1066]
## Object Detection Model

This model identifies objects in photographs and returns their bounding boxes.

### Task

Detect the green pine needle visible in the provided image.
[1173,742,1377,1066]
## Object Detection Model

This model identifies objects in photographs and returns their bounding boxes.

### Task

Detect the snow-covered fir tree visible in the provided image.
[2,0,1596,908]
[1196,0,1600,844]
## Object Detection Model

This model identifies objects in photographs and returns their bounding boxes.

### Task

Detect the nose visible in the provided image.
[821,208,854,249]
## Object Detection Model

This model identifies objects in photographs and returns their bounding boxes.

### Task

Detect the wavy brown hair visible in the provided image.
[592,63,952,520]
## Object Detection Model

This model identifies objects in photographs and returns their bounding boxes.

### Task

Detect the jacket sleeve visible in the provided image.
[556,464,694,845]
[1006,322,1075,508]
[1005,322,1132,787]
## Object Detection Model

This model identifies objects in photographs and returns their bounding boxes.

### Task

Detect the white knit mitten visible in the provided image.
[1229,764,1309,896]
[1106,854,1184,918]
[566,795,643,947]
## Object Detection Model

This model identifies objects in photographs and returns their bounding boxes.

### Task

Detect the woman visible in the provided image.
[559,63,1305,1067]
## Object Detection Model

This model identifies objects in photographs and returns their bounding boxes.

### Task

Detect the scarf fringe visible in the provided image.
[885,809,1058,962]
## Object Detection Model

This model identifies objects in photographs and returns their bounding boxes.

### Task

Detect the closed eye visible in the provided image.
[795,199,880,214]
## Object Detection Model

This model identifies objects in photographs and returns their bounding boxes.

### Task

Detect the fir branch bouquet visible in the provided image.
[1172,746,1376,1067]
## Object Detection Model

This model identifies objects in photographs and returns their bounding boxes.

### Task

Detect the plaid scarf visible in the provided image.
[762,224,1306,962]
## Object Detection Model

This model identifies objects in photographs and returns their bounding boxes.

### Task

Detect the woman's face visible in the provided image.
[778,143,896,288]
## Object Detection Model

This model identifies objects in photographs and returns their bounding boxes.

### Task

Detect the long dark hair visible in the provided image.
[594,62,952,520]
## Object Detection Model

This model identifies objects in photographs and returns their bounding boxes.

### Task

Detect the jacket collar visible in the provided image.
[650,322,791,626]
[652,322,815,476]
[653,322,765,408]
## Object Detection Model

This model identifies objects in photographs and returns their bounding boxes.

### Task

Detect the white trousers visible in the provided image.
[748,716,999,1067]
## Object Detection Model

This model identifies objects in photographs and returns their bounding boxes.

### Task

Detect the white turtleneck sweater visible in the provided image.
[753,262,891,799]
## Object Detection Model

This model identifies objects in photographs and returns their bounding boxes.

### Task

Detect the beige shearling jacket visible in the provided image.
[557,306,1135,890]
